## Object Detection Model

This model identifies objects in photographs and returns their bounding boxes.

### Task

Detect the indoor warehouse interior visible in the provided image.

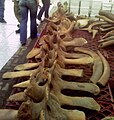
[0,0,114,119]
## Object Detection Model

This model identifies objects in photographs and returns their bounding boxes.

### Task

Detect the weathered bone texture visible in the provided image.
[14,63,40,71]
[57,52,93,65]
[102,30,114,38]
[26,48,41,59]
[53,71,100,95]
[0,109,18,120]
[46,93,86,120]
[96,15,114,24]
[60,37,88,47]
[17,100,45,120]
[13,80,30,88]
[99,10,114,21]
[74,47,103,84]
[100,26,114,32]
[25,80,46,102]
[98,36,114,43]
[8,92,27,102]
[55,63,83,77]
[98,40,114,48]
[97,51,110,86]
[2,69,37,79]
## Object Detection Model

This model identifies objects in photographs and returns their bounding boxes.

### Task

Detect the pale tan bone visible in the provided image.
[8,92,27,102]
[100,26,114,32]
[26,48,41,59]
[47,93,86,120]
[58,21,76,36]
[102,30,114,39]
[95,15,114,24]
[60,37,88,47]
[81,21,107,33]
[53,71,100,95]
[98,40,114,48]
[101,116,114,120]
[2,69,37,79]
[101,23,114,28]
[0,109,18,120]
[51,90,100,111]
[97,51,110,86]
[98,36,114,43]
[55,63,83,77]
[14,63,40,71]
[74,47,103,84]
[57,52,94,65]
[13,80,30,88]
[99,10,114,21]
[58,47,90,59]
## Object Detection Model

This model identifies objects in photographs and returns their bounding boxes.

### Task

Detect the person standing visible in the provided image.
[12,0,21,33]
[37,0,50,21]
[19,0,38,46]
[0,0,6,23]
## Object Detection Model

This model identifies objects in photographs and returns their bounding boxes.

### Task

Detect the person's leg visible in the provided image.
[14,0,21,23]
[19,3,28,45]
[14,0,21,33]
[37,0,45,20]
[44,0,50,18]
[0,0,6,23]
[28,1,37,39]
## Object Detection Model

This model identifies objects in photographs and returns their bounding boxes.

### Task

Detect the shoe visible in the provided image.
[0,19,7,23]
[17,24,20,28]
[15,29,20,34]
[21,43,26,46]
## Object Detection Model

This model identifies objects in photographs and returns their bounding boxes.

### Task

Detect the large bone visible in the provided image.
[14,63,39,71]
[0,109,18,120]
[95,15,114,24]
[55,63,83,77]
[98,40,114,48]
[97,51,110,86]
[51,90,100,111]
[60,37,88,47]
[47,93,86,120]
[8,92,27,102]
[25,80,46,102]
[99,10,114,21]
[26,48,41,59]
[58,21,76,36]
[13,80,30,88]
[2,69,37,79]
[18,100,44,120]
[74,47,103,84]
[57,52,93,65]
[102,30,114,38]
[53,71,100,95]
[58,47,91,59]
[100,26,114,32]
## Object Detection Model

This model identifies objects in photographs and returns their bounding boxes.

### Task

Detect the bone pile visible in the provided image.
[1,2,111,120]
[75,10,114,48]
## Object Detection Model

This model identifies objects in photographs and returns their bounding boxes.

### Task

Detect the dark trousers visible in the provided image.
[37,0,50,20]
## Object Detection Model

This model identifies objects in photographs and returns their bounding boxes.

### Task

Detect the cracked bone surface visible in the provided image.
[0,109,18,120]
[74,47,103,84]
